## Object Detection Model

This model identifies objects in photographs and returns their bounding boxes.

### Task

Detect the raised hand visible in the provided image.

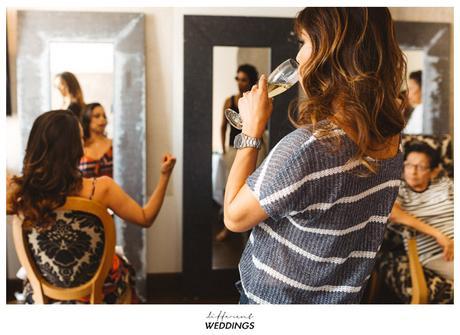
[160,153,176,176]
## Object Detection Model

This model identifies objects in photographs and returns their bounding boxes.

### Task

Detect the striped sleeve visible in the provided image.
[246,131,314,220]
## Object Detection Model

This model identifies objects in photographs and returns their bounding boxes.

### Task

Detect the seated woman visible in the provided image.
[6,110,176,303]
[389,141,454,280]
[79,103,113,178]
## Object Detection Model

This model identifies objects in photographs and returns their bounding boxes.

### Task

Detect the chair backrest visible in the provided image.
[12,197,115,304]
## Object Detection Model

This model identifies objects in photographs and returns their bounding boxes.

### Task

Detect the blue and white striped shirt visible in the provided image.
[239,125,403,304]
[397,177,454,265]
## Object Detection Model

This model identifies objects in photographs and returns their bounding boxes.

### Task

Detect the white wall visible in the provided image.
[6,7,453,278]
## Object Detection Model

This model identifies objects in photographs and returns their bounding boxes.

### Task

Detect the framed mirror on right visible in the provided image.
[395,21,451,135]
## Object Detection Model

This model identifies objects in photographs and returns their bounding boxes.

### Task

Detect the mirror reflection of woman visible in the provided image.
[79,103,113,178]
[54,71,86,119]
[216,64,259,242]
[220,64,259,156]
[404,70,423,134]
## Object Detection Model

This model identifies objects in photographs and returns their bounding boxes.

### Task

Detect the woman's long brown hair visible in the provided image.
[291,7,407,172]
[57,72,86,118]
[10,110,84,231]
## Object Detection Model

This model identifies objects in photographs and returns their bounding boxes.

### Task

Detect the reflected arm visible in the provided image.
[221,98,231,154]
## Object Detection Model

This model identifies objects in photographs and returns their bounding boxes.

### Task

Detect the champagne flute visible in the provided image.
[224,58,299,130]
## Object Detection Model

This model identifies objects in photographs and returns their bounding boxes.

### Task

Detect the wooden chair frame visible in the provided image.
[12,197,116,304]
[406,231,429,304]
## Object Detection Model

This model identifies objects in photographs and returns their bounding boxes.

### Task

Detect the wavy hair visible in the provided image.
[56,72,86,119]
[291,7,407,173]
[10,110,84,231]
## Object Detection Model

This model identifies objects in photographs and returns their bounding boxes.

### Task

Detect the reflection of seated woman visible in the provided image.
[7,110,176,303]
[79,103,113,178]
[389,142,453,280]
[55,71,86,119]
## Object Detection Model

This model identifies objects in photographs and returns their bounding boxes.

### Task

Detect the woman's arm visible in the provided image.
[224,76,272,232]
[103,153,176,228]
[221,98,231,154]
[389,202,453,261]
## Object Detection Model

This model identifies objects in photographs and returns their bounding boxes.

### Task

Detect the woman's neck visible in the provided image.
[88,132,107,144]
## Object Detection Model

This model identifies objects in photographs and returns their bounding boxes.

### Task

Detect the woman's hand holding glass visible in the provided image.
[238,75,273,139]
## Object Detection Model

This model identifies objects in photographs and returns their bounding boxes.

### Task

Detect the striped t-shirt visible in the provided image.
[396,177,454,265]
[239,126,403,304]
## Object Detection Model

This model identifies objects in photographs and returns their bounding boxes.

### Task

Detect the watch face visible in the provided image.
[234,133,243,148]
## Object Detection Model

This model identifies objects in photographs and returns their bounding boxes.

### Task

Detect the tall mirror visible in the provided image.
[211,46,270,270]
[184,15,298,298]
[15,10,147,298]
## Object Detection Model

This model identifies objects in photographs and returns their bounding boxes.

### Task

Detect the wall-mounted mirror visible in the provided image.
[184,15,298,298]
[211,46,270,270]
[15,10,147,298]
[395,21,451,135]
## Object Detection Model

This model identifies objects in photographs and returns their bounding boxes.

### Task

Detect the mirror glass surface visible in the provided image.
[211,46,270,270]
[50,42,114,138]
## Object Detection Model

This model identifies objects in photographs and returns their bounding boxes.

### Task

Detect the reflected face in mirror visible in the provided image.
[235,72,251,93]
[89,105,108,135]
[407,78,422,107]
[54,76,69,97]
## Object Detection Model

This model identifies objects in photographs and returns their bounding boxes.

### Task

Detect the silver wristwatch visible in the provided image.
[233,133,262,150]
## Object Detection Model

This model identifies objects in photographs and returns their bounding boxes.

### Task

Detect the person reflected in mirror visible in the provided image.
[221,64,259,157]
[398,89,413,122]
[404,70,423,134]
[54,71,86,119]
[79,103,113,178]
[389,142,453,280]
[216,64,259,242]
[224,7,407,304]
[6,110,176,303]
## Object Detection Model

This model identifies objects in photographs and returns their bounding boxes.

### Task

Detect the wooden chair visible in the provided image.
[406,229,429,304]
[365,225,428,304]
[12,196,128,304]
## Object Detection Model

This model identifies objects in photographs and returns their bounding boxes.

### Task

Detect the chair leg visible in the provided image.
[365,271,380,303]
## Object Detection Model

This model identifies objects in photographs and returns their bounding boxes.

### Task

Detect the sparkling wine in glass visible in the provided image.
[225,58,299,130]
